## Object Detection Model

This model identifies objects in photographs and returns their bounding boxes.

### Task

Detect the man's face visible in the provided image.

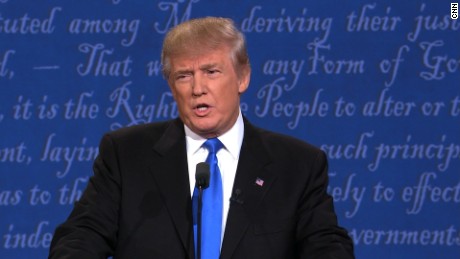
[168,45,250,138]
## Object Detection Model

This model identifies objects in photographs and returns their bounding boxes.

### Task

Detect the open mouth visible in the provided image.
[196,104,210,111]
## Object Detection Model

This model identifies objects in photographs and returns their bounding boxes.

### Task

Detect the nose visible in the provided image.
[192,74,207,96]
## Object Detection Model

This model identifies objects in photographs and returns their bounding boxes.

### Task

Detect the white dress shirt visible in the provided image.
[185,111,244,245]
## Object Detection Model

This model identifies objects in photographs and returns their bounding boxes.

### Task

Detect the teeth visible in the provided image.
[198,106,208,111]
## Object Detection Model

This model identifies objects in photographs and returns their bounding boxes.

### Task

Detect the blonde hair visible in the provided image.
[161,17,250,79]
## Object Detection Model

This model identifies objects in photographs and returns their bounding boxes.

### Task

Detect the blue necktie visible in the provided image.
[193,138,224,259]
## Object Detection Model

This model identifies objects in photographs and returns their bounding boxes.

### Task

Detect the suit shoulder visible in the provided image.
[101,119,180,146]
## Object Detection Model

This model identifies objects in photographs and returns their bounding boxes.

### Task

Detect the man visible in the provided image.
[49,17,354,258]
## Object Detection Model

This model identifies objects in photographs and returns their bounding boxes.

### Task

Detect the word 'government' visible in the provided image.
[350,225,460,246]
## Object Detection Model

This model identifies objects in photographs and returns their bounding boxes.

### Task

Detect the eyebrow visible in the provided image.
[172,62,221,76]
[199,63,219,71]
[172,68,192,76]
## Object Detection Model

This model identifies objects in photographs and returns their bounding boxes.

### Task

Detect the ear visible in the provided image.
[238,67,251,94]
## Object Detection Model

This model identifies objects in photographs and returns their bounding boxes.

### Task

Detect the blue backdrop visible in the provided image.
[1,0,459,258]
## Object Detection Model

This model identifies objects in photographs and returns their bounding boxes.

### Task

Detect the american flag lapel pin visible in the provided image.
[255,177,264,187]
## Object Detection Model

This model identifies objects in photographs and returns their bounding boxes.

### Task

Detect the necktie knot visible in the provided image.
[203,138,224,155]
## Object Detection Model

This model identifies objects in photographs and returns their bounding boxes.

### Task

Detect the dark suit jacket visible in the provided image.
[49,118,354,259]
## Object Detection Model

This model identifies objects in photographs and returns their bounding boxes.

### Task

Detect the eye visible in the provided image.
[175,73,191,81]
[207,69,220,77]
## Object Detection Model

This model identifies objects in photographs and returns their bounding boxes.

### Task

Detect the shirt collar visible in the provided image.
[185,111,244,160]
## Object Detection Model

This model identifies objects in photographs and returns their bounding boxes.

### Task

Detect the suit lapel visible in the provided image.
[220,120,276,259]
[147,119,276,259]
[149,119,195,259]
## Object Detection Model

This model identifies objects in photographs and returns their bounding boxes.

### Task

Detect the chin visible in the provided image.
[196,126,218,136]
[197,125,222,138]
[191,118,215,129]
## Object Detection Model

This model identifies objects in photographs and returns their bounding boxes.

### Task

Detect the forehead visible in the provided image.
[169,46,233,70]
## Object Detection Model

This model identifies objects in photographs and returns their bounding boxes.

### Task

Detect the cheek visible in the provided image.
[171,89,188,110]
[219,90,240,111]
[171,85,187,100]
